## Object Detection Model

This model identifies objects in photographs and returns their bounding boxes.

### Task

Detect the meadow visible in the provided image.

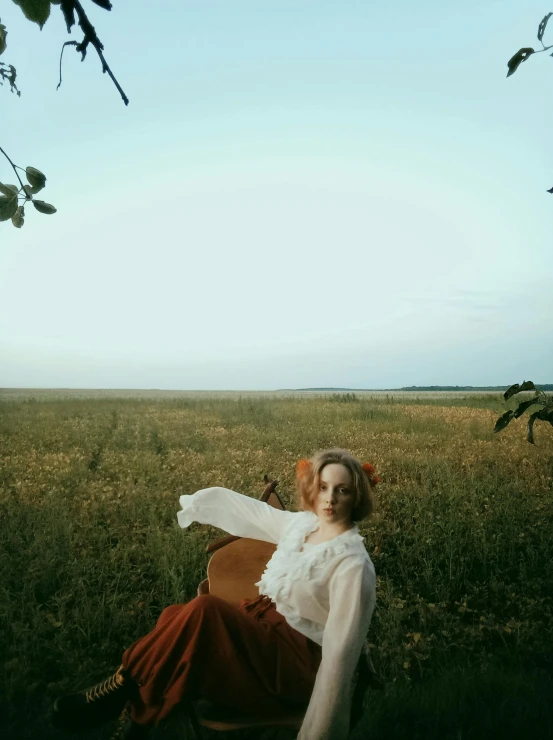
[1,392,552,740]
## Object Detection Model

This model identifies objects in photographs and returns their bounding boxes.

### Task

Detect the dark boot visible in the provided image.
[110,703,151,740]
[52,664,140,731]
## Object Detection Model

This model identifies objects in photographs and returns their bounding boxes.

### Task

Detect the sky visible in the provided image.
[0,0,552,390]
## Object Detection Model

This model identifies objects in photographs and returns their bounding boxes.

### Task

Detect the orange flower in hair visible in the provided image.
[362,462,381,486]
[296,458,312,479]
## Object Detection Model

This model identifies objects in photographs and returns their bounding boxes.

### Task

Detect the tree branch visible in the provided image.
[0,146,25,191]
[60,0,129,105]
[73,0,129,105]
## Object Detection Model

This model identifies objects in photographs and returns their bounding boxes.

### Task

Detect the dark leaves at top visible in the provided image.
[506,48,535,77]
[537,13,553,43]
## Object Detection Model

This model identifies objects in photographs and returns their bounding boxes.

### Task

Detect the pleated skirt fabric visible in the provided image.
[121,593,322,726]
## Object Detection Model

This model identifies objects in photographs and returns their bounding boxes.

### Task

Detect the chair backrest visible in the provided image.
[199,480,286,605]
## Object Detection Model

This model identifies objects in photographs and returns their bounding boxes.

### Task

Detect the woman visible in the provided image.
[52,448,379,740]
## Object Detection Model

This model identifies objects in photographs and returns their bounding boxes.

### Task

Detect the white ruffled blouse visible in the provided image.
[177,486,376,740]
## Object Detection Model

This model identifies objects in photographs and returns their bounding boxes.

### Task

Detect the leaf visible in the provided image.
[504,383,520,401]
[493,409,515,434]
[28,181,44,194]
[0,183,19,196]
[12,206,24,228]
[26,166,46,190]
[0,23,7,56]
[538,13,553,42]
[526,410,542,445]
[33,199,57,214]
[0,61,20,95]
[504,381,536,401]
[23,185,34,198]
[548,187,553,194]
[506,48,535,78]
[513,398,542,419]
[91,0,113,9]
[0,192,19,222]
[537,407,553,428]
[11,0,51,29]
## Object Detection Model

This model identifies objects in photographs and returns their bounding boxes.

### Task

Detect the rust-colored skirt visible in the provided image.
[121,594,322,726]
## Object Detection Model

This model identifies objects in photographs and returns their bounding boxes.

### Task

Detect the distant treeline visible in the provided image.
[294,385,553,392]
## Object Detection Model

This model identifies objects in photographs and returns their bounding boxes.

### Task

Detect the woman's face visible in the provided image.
[314,463,354,528]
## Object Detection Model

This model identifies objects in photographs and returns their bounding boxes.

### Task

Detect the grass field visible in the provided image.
[1,392,552,739]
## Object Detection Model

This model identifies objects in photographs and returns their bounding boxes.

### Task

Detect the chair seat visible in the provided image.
[192,699,305,731]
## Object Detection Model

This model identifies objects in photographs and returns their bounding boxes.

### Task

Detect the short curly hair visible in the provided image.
[294,448,376,522]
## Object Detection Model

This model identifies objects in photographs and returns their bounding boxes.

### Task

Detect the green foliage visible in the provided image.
[33,198,57,214]
[507,12,553,78]
[506,47,535,77]
[0,17,20,96]
[26,165,46,192]
[506,11,553,192]
[0,188,18,221]
[11,0,51,29]
[4,0,126,112]
[494,380,553,445]
[0,152,56,227]
[1,1,125,229]
[539,12,553,42]
[0,20,7,54]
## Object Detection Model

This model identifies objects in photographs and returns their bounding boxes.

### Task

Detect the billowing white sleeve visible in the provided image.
[177,486,295,545]
[297,557,376,740]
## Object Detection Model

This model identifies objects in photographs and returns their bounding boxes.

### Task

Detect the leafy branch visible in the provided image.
[507,12,553,193]
[0,147,57,228]
[0,18,20,96]
[506,12,553,77]
[2,2,124,231]
[56,0,129,105]
[494,381,553,445]
[11,0,128,105]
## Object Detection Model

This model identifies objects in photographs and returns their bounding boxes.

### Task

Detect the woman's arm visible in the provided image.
[297,557,376,740]
[177,486,295,544]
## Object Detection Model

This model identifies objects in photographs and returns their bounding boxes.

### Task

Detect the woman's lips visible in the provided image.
[323,508,334,514]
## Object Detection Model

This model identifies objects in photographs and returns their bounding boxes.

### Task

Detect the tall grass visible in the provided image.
[0,395,552,739]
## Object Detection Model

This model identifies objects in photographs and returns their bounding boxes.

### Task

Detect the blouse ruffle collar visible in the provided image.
[292,511,365,553]
[255,511,367,601]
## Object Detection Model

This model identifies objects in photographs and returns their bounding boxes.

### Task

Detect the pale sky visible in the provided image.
[0,0,552,390]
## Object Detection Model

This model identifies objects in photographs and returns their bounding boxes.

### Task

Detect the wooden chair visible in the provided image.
[187,477,383,739]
